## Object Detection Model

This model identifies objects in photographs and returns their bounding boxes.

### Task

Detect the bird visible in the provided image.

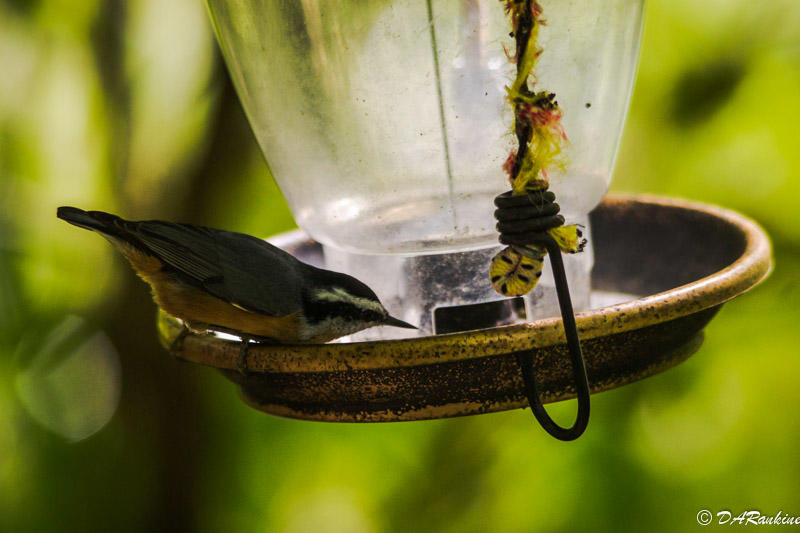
[57,206,416,371]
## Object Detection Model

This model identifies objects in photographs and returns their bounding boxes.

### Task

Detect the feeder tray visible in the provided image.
[162,195,771,422]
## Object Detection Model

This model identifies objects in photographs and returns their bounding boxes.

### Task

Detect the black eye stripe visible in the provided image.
[306,300,359,323]
[302,297,383,325]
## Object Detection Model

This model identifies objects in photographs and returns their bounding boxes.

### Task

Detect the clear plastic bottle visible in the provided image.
[207,0,644,337]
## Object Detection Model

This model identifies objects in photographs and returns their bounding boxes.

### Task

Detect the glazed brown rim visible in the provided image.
[172,194,772,373]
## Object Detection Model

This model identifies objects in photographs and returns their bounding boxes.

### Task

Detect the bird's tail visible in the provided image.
[57,206,125,237]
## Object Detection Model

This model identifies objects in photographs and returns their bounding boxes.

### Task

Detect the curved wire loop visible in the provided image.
[494,191,591,441]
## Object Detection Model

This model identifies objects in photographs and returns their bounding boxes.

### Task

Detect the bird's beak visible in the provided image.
[383,315,418,329]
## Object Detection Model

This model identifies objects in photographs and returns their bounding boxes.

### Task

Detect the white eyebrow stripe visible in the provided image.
[314,288,385,314]
[314,288,350,302]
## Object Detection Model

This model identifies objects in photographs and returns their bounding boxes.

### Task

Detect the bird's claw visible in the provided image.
[237,336,251,376]
[168,327,190,360]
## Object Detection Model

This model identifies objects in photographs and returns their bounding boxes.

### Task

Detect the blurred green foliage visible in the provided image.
[1,0,799,531]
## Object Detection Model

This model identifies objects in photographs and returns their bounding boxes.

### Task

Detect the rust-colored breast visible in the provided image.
[148,270,301,341]
[112,239,301,342]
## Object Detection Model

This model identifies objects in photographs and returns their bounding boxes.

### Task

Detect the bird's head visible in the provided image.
[299,269,416,342]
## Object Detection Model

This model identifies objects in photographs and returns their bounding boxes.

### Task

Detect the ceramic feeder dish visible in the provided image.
[163,194,772,422]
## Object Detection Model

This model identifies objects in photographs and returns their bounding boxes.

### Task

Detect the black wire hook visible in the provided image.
[518,234,590,441]
[494,191,591,441]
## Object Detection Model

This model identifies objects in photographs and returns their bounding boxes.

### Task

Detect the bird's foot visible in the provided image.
[168,327,190,360]
[234,334,279,376]
[237,336,252,376]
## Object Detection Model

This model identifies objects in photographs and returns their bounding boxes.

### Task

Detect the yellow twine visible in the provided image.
[490,0,584,297]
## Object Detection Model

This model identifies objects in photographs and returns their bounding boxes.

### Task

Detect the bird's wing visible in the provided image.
[129,221,303,317]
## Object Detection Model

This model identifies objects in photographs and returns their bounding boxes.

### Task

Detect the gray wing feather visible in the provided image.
[130,221,304,316]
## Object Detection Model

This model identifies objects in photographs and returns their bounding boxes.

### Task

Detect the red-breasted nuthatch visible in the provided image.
[57,207,415,369]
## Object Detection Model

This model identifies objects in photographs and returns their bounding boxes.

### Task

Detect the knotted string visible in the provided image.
[490,0,585,297]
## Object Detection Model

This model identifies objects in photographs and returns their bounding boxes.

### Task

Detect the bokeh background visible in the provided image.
[2,0,799,531]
